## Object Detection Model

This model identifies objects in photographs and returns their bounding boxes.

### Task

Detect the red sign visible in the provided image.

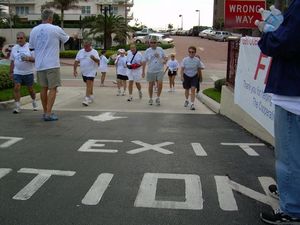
[224,0,266,28]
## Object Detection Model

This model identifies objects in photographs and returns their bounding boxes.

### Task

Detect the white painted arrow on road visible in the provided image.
[84,112,127,122]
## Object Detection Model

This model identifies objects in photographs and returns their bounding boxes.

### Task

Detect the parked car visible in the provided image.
[199,29,214,38]
[144,33,174,45]
[133,35,146,44]
[206,30,217,40]
[134,28,156,37]
[212,31,232,42]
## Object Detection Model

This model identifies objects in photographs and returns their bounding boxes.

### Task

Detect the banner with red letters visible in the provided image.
[225,0,266,28]
[234,37,274,136]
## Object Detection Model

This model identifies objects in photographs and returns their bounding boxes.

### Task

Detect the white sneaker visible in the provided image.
[172,87,176,92]
[168,89,172,92]
[89,95,94,103]
[148,99,153,105]
[13,107,21,114]
[155,97,160,106]
[32,100,38,111]
[139,91,143,99]
[122,90,126,96]
[82,97,89,106]
[184,100,189,107]
[190,103,195,110]
[117,89,121,96]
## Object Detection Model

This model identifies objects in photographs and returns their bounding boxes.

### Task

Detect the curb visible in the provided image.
[197,92,220,114]
[0,95,40,110]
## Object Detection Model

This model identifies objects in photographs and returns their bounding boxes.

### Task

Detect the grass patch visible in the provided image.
[0,83,41,102]
[202,88,221,103]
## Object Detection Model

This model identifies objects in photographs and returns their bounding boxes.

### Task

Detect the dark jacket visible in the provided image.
[258,0,300,96]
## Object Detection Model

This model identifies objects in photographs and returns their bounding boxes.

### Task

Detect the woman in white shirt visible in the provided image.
[115,49,128,96]
[165,53,179,92]
[99,50,109,87]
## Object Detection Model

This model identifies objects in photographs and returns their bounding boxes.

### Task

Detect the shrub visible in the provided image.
[0,65,13,90]
[203,88,221,103]
[214,78,226,92]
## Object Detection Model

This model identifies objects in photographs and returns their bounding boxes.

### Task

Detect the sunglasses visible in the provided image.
[17,37,24,40]
[188,51,195,53]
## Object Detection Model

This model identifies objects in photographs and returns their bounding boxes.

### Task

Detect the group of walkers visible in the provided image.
[10,8,205,117]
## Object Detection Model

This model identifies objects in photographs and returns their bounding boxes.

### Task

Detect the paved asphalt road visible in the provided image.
[0,109,276,225]
[0,36,278,225]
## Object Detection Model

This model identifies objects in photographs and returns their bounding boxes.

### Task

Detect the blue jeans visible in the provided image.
[275,105,300,218]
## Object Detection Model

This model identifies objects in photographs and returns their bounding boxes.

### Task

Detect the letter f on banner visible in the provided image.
[254,53,272,84]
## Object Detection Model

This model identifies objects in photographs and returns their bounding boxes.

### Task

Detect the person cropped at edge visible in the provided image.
[258,0,300,224]
[29,8,69,121]
[9,32,37,114]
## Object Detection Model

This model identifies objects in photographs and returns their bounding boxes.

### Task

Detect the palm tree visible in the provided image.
[42,0,80,50]
[83,14,131,49]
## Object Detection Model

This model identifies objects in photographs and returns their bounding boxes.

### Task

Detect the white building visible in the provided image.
[0,0,134,44]
[0,0,134,22]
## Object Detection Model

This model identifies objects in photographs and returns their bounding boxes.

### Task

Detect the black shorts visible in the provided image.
[117,74,128,80]
[168,70,177,76]
[182,74,198,89]
[82,75,95,82]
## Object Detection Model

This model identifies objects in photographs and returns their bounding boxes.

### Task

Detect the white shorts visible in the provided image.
[127,71,142,82]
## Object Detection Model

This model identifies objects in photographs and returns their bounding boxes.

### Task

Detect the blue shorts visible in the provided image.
[182,74,198,89]
[13,74,34,86]
[82,75,95,82]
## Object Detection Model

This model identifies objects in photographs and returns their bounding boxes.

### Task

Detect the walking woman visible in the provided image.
[181,46,203,110]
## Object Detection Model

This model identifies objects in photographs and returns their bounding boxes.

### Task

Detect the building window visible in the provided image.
[112,6,118,15]
[81,6,91,14]
[16,6,29,15]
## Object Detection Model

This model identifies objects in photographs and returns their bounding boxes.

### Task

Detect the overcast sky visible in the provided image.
[129,0,214,30]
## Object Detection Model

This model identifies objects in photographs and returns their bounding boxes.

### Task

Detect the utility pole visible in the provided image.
[100,5,112,50]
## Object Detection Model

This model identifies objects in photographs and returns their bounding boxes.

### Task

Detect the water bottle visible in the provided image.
[255,20,276,33]
[258,5,283,30]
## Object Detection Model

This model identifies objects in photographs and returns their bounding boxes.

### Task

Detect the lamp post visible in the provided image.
[179,14,183,30]
[195,9,200,26]
[100,5,112,50]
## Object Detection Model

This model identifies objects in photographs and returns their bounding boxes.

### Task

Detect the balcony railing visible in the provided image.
[0,0,35,4]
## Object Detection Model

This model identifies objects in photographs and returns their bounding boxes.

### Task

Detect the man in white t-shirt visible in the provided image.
[73,39,100,106]
[142,38,167,106]
[9,32,37,114]
[29,8,69,121]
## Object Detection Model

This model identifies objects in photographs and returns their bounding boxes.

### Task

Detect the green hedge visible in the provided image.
[60,49,116,59]
[0,65,13,90]
[214,78,226,92]
[0,83,41,102]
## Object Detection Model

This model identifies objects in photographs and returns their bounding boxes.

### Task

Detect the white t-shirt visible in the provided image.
[10,43,34,75]
[181,56,203,77]
[167,59,179,72]
[115,55,127,76]
[75,49,100,77]
[272,94,300,115]
[99,55,109,72]
[143,47,166,73]
[29,23,69,71]
[126,50,143,77]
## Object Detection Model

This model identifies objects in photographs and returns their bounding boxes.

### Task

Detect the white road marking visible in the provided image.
[221,143,265,156]
[134,173,203,210]
[215,176,278,211]
[127,141,174,155]
[77,139,123,153]
[0,168,12,179]
[191,143,207,156]
[81,173,114,205]
[211,76,219,81]
[84,112,127,122]
[0,136,23,148]
[13,168,75,200]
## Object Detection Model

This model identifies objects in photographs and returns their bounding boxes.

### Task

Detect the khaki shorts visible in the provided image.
[37,68,61,88]
[146,71,164,82]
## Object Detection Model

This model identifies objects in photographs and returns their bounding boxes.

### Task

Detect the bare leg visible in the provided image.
[128,80,134,95]
[27,86,36,100]
[148,81,154,99]
[157,80,163,98]
[86,80,93,97]
[13,83,21,102]
[46,87,57,115]
[40,87,48,114]
[100,72,106,85]
[190,87,196,103]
